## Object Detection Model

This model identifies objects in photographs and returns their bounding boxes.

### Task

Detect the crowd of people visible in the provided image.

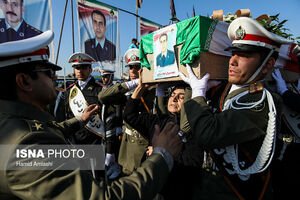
[0,14,299,200]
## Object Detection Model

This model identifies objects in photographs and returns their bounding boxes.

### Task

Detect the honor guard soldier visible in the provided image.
[180,17,293,199]
[98,67,124,179]
[99,68,115,88]
[0,30,182,200]
[57,52,121,179]
[58,52,104,145]
[98,48,157,175]
[0,0,42,43]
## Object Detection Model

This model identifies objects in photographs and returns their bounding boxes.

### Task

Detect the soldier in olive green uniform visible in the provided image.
[98,48,157,175]
[180,17,293,199]
[0,31,182,200]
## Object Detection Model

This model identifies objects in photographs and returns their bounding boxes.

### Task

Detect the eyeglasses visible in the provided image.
[170,92,185,100]
[74,65,91,70]
[129,65,141,70]
[32,68,55,79]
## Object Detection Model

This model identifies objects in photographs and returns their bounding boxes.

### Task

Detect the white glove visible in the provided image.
[292,45,300,69]
[105,153,115,166]
[272,69,288,95]
[297,78,300,91]
[179,64,210,98]
[106,162,121,179]
[125,79,139,91]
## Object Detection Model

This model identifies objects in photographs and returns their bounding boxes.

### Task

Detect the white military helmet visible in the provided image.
[100,69,115,76]
[68,52,95,67]
[124,48,140,66]
[226,17,293,52]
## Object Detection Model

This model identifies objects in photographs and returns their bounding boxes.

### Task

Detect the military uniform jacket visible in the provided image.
[98,82,156,174]
[0,100,170,200]
[0,18,42,44]
[184,83,281,200]
[84,38,116,62]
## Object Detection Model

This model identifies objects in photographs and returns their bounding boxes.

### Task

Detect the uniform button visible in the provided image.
[131,140,135,143]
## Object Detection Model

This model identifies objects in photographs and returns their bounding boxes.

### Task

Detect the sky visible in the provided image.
[50,0,300,77]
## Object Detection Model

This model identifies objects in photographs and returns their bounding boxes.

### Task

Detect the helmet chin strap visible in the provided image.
[106,74,113,86]
[245,49,275,84]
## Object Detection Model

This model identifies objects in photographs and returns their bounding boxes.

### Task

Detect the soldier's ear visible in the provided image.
[262,57,275,75]
[16,73,33,92]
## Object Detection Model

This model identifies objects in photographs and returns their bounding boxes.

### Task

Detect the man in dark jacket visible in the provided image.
[0,0,42,43]
[84,9,116,62]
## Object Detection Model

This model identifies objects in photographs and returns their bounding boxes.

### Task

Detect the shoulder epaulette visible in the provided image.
[249,82,264,94]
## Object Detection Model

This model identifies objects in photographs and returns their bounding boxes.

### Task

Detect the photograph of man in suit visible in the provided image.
[84,9,116,62]
[156,33,175,67]
[0,0,42,43]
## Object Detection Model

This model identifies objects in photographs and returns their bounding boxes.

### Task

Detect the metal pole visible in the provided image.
[71,0,75,53]
[136,2,138,40]
[55,0,69,64]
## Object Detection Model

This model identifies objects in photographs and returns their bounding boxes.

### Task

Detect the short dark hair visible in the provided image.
[132,38,137,43]
[159,33,168,41]
[0,62,39,100]
[91,10,106,26]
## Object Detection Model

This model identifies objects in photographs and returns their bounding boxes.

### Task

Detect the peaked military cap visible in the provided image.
[124,48,140,67]
[226,17,293,52]
[100,69,115,76]
[0,30,61,70]
[68,52,95,67]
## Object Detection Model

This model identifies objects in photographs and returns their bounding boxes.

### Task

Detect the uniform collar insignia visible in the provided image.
[249,82,264,94]
[33,123,43,131]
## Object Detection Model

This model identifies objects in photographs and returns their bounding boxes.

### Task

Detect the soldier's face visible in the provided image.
[129,64,140,80]
[228,51,261,85]
[92,13,106,42]
[168,88,185,114]
[32,66,57,108]
[159,35,168,54]
[102,74,113,85]
[74,65,92,81]
[0,0,24,27]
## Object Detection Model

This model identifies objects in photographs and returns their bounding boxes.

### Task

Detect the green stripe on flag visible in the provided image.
[139,15,218,69]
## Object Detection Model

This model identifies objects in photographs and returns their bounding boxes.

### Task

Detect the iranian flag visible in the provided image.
[276,43,299,73]
[140,17,162,37]
[140,15,232,69]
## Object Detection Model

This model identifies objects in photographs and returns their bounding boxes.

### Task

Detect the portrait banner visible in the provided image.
[140,17,161,37]
[0,0,52,57]
[153,24,178,79]
[76,0,118,72]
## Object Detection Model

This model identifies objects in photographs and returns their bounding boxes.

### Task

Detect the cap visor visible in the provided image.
[44,61,62,71]
[224,45,261,52]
